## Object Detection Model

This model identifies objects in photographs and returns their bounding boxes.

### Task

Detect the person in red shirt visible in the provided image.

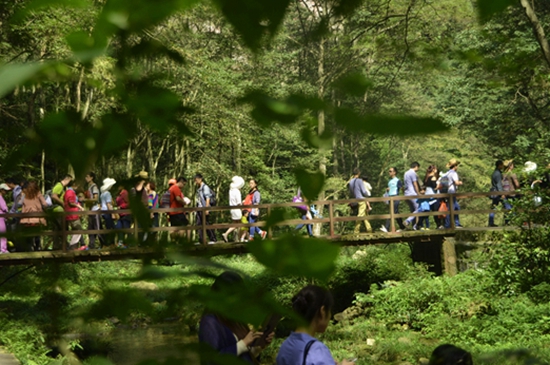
[64,180,85,249]
[115,186,131,248]
[169,177,189,238]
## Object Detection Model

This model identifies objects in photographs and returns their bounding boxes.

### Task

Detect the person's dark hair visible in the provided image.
[429,344,473,365]
[360,175,369,181]
[352,168,361,176]
[411,162,420,169]
[177,176,187,183]
[212,271,243,292]
[5,177,17,185]
[148,181,156,191]
[291,285,334,324]
[88,172,96,181]
[63,174,73,181]
[24,180,40,200]
[495,160,503,169]
[424,165,439,184]
[390,167,398,174]
[249,179,259,193]
[194,173,203,180]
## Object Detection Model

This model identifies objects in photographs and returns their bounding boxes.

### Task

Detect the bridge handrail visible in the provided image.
[0,189,526,251]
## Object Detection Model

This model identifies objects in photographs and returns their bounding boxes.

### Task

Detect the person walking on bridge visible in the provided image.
[195,174,217,244]
[442,159,463,229]
[489,160,510,227]
[350,168,372,234]
[0,183,11,253]
[381,167,404,233]
[403,162,421,229]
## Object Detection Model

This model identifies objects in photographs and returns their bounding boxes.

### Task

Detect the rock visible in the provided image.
[366,338,376,346]
[398,337,412,344]
[129,281,159,291]
[419,357,430,365]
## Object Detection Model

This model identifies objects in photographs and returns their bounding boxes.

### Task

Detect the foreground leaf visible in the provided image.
[476,0,516,23]
[295,170,325,201]
[248,235,340,281]
[0,63,45,98]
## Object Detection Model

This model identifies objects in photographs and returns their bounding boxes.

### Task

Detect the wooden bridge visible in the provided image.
[0,191,522,267]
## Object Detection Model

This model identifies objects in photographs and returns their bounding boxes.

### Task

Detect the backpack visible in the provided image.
[348,178,359,209]
[199,184,217,206]
[502,176,511,192]
[160,190,171,208]
[439,173,451,193]
[44,190,53,208]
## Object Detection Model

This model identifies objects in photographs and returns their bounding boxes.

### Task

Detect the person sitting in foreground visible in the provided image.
[429,344,473,365]
[277,285,355,365]
[198,271,273,364]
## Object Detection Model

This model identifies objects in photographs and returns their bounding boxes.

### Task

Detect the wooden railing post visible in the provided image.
[449,194,456,229]
[329,201,335,238]
[61,211,67,252]
[267,205,272,239]
[133,215,139,242]
[201,209,207,245]
[389,197,395,233]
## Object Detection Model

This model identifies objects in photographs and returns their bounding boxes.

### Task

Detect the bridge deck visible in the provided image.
[0,227,512,266]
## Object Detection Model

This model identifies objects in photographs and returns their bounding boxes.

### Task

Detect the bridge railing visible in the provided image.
[0,190,524,251]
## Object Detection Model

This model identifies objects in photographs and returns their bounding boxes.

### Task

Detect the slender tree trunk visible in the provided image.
[314,37,326,236]
[520,0,550,69]
[126,143,134,178]
[41,150,45,193]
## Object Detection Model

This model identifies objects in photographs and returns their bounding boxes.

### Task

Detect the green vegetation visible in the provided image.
[2,0,550,364]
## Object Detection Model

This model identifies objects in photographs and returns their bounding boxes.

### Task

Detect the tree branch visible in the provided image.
[519,0,550,69]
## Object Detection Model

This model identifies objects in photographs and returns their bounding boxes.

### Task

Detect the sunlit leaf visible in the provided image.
[212,0,292,51]
[247,235,340,281]
[476,0,516,23]
[66,31,106,63]
[334,107,448,135]
[295,169,325,201]
[0,63,45,99]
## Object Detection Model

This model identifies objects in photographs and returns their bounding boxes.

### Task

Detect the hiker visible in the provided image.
[198,271,274,364]
[423,165,442,229]
[488,160,510,227]
[100,178,117,246]
[0,183,11,253]
[19,181,48,252]
[246,179,267,240]
[381,167,405,233]
[169,177,190,237]
[195,173,217,244]
[349,168,372,234]
[115,185,131,248]
[64,180,85,250]
[276,285,355,365]
[84,172,102,248]
[294,188,313,237]
[403,162,421,229]
[222,176,245,243]
[51,174,73,250]
[441,158,463,229]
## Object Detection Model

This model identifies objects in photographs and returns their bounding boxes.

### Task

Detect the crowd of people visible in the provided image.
[0,171,270,252]
[349,158,548,234]
[0,157,547,253]
[199,271,473,365]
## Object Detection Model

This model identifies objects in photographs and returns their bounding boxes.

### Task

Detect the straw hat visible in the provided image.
[446,158,460,168]
[136,171,149,180]
[230,176,245,190]
[101,178,116,192]
[168,178,177,186]
[504,159,513,168]
[524,161,537,173]
[0,183,11,191]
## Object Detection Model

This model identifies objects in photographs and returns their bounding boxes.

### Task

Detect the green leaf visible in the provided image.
[476,0,516,23]
[66,31,106,64]
[264,208,288,230]
[212,0,292,51]
[247,235,340,281]
[85,289,153,321]
[11,0,88,22]
[129,40,185,64]
[333,107,448,135]
[295,169,325,201]
[0,63,45,99]
[242,91,302,126]
[332,72,373,97]
[189,279,290,327]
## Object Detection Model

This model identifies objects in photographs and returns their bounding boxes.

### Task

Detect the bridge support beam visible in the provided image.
[442,238,458,276]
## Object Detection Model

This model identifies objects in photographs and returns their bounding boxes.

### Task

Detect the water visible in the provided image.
[105,324,198,365]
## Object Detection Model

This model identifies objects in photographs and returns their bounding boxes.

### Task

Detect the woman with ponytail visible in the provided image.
[277,285,355,365]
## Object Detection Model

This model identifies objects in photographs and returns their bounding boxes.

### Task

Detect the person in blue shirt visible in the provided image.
[277,285,355,365]
[349,168,372,234]
[381,167,404,233]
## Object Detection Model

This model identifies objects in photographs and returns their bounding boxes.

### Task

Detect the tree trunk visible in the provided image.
[520,0,550,69]
[314,37,326,236]
[126,143,134,178]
